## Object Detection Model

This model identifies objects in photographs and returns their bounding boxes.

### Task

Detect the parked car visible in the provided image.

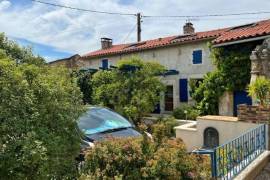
[77,106,141,158]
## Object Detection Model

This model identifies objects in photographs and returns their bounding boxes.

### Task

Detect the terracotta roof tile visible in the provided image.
[82,19,270,58]
[213,19,270,44]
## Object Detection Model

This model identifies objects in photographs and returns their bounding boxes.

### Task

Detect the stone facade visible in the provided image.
[49,54,82,69]
[238,104,270,124]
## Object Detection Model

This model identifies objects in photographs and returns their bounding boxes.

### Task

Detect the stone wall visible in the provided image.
[238,104,270,123]
[238,104,270,150]
[49,54,82,69]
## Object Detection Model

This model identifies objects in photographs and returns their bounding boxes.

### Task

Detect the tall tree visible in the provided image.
[0,33,45,66]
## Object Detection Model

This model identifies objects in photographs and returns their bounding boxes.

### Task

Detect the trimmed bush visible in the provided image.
[173,105,200,120]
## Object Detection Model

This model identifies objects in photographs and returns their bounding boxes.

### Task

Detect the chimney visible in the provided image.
[183,22,195,34]
[101,37,112,49]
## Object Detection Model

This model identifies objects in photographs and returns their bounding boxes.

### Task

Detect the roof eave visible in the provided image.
[82,37,216,59]
[212,34,270,47]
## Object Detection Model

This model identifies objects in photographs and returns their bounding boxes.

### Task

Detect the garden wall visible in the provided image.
[237,104,270,123]
[238,104,270,150]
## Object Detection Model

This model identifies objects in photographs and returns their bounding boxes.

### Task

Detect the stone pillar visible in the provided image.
[250,38,270,105]
[219,91,234,116]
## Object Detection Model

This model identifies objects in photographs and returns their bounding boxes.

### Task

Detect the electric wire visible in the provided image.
[31,0,270,19]
[122,23,137,43]
[30,0,137,16]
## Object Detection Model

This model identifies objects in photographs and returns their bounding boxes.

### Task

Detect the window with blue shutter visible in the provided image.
[102,59,108,69]
[192,50,202,64]
[179,79,188,102]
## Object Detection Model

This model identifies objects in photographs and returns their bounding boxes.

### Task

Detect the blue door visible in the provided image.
[233,91,252,116]
[179,79,188,102]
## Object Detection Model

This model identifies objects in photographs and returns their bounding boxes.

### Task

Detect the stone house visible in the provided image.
[51,19,270,114]
[48,54,81,69]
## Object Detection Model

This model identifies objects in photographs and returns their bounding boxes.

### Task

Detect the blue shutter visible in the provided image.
[192,50,202,64]
[102,59,108,69]
[179,79,188,102]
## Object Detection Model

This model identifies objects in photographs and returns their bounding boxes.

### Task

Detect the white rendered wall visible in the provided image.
[175,116,261,152]
[81,41,214,111]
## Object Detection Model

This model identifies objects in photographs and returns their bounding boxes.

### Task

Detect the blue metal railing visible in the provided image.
[213,124,266,179]
[194,124,267,179]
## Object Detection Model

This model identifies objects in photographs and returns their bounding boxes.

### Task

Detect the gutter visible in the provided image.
[213,35,270,47]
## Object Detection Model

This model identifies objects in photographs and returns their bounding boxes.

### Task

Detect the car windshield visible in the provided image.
[78,107,133,135]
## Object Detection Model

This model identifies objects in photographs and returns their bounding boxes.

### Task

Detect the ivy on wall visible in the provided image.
[191,41,262,115]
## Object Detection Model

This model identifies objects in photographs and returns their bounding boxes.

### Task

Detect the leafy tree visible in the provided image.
[0,55,84,179]
[0,33,45,66]
[92,57,165,124]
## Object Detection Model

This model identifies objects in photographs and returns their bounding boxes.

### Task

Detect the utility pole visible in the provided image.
[137,13,141,42]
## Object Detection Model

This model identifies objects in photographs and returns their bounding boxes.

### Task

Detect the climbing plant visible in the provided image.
[191,41,262,115]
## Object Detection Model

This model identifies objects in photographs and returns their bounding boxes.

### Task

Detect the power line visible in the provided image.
[142,11,270,18]
[30,0,137,16]
[143,17,269,21]
[31,0,270,18]
[122,23,137,43]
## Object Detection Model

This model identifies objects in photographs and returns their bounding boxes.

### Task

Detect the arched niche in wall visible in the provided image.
[203,127,219,149]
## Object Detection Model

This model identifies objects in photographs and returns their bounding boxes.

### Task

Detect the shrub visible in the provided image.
[248,77,270,107]
[72,69,96,104]
[80,118,210,179]
[150,117,178,144]
[0,57,84,179]
[173,105,200,120]
[79,137,210,180]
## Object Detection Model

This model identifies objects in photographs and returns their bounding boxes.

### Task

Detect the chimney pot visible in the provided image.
[101,37,113,49]
[183,22,195,34]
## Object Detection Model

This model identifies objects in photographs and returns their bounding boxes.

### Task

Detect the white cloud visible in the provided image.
[0,0,11,11]
[0,0,269,56]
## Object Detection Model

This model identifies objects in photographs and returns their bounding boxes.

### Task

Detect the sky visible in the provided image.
[0,0,269,62]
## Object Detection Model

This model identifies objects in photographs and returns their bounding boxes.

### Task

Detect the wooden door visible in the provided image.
[165,85,174,111]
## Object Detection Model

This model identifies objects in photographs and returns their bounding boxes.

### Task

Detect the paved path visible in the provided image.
[255,162,270,180]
